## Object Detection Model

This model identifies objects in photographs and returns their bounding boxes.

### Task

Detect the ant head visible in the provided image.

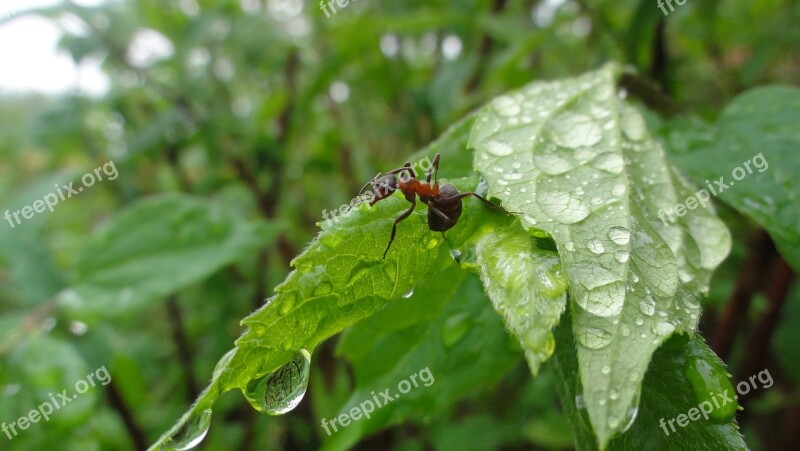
[372,173,399,197]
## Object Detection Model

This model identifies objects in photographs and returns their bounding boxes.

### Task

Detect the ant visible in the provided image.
[358,153,504,259]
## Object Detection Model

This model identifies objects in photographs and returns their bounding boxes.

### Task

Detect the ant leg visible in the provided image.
[383,198,417,259]
[444,192,505,212]
[428,204,452,222]
[441,231,449,243]
[426,153,441,184]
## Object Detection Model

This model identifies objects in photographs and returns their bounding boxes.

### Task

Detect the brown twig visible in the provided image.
[465,0,508,92]
[106,379,148,450]
[167,296,199,401]
[711,230,776,360]
[739,257,794,380]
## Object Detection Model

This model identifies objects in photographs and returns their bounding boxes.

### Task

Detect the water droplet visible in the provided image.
[654,321,675,336]
[609,417,620,429]
[635,317,644,326]
[679,268,695,283]
[278,292,297,315]
[536,188,591,224]
[682,292,701,309]
[402,288,414,299]
[563,241,575,252]
[621,325,631,336]
[313,282,332,296]
[485,139,513,156]
[638,293,655,316]
[575,394,585,409]
[608,227,630,245]
[441,313,471,347]
[614,250,629,263]
[622,110,647,141]
[319,232,344,248]
[609,389,619,400]
[586,239,605,254]
[548,113,603,148]
[612,184,626,197]
[601,365,610,375]
[243,349,311,415]
[576,326,614,349]
[492,95,521,117]
[166,409,212,450]
[213,348,237,380]
[592,152,624,174]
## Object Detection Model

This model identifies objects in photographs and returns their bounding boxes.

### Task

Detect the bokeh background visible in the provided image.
[1,0,798,449]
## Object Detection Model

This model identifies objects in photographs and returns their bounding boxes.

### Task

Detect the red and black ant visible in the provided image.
[358,153,504,259]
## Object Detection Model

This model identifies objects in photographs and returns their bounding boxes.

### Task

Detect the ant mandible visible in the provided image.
[358,153,503,259]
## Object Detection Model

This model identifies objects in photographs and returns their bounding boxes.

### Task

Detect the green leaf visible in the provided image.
[469,63,730,446]
[462,216,568,374]
[57,193,280,319]
[552,308,746,450]
[667,86,800,272]
[147,115,493,450]
[322,266,520,450]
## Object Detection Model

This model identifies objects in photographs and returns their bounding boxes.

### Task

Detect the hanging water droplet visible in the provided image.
[586,239,605,254]
[243,349,311,415]
[608,227,630,245]
[402,288,414,299]
[165,409,212,450]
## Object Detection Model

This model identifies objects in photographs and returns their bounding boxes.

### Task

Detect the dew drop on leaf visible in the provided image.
[401,288,414,299]
[485,139,514,156]
[586,239,605,254]
[575,326,614,350]
[607,227,630,245]
[243,349,311,415]
[313,281,333,296]
[163,409,212,451]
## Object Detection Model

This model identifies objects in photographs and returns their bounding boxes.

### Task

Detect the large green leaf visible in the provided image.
[146,116,499,450]
[56,193,280,319]
[666,86,800,272]
[552,308,746,450]
[469,63,730,446]
[322,266,520,451]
